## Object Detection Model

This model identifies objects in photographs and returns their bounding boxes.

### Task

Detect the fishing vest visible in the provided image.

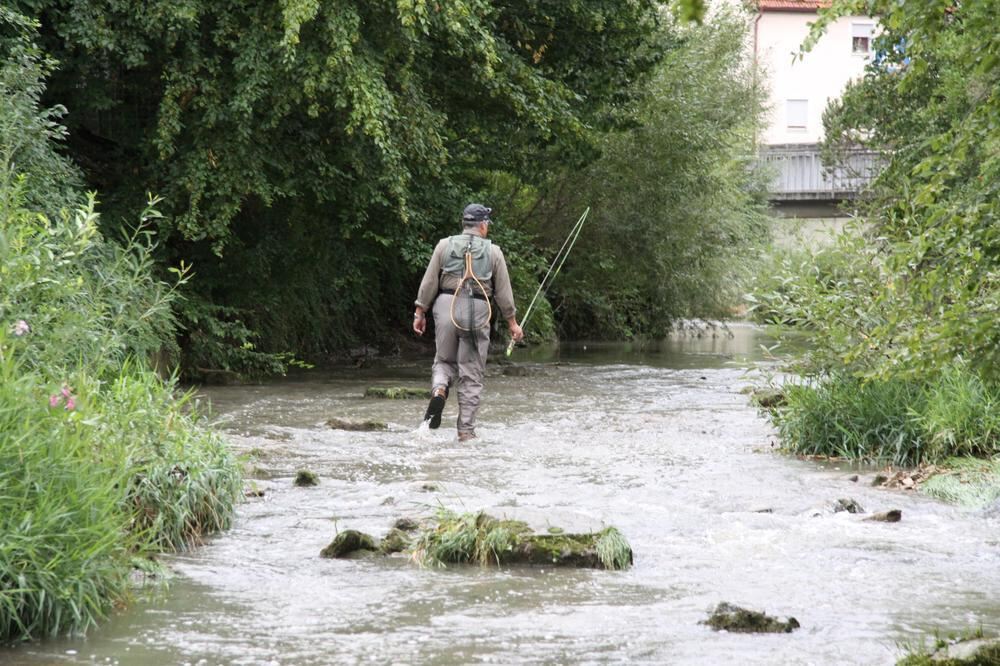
[442,234,493,280]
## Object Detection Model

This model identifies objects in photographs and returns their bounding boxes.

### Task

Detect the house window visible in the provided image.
[786,99,808,131]
[852,23,874,54]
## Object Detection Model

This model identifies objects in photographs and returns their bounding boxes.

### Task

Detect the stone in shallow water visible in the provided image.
[749,388,786,409]
[865,509,902,522]
[363,387,430,399]
[834,498,865,514]
[701,602,800,634]
[320,512,634,570]
[320,530,378,558]
[294,469,319,487]
[325,417,388,431]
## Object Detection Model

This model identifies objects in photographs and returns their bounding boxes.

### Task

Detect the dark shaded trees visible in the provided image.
[18,0,666,372]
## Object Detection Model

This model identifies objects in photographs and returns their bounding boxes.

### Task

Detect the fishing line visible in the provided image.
[506,206,590,356]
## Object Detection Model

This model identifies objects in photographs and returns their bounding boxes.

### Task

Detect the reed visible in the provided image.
[0,354,134,639]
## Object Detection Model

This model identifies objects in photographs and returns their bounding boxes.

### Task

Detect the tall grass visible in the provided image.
[0,348,134,639]
[774,365,1000,466]
[99,365,242,552]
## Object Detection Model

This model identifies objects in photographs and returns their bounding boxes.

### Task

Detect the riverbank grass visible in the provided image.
[0,358,133,640]
[772,365,1000,468]
[920,458,1000,508]
[0,181,241,642]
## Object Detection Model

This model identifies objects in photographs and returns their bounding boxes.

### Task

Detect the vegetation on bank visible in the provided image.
[0,17,241,641]
[751,1,1000,485]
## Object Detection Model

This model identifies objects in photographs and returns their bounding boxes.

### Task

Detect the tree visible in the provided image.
[18,0,666,372]
[790,0,1000,380]
[524,8,770,339]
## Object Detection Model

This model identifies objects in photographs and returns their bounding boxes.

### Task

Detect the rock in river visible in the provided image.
[701,602,800,634]
[363,387,430,399]
[326,417,388,431]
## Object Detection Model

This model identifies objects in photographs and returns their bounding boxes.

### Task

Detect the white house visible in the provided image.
[739,0,882,214]
[753,0,876,146]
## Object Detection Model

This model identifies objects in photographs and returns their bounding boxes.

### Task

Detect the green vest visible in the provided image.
[443,234,493,280]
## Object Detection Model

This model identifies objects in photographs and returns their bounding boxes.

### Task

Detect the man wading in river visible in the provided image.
[413,204,523,441]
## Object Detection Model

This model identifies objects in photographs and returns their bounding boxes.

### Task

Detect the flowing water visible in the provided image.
[7,327,1000,665]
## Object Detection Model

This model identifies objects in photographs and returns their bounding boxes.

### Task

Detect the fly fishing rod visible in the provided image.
[506,206,590,356]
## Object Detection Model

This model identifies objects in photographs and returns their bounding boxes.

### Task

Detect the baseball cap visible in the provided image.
[462,203,492,223]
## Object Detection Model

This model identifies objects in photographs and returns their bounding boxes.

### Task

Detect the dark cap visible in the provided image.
[462,203,492,223]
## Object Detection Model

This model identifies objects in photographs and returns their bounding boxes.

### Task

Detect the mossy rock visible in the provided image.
[320,530,378,558]
[393,517,421,532]
[364,387,431,400]
[294,469,319,487]
[750,388,786,409]
[379,528,413,555]
[702,602,800,634]
[411,511,633,570]
[326,417,388,431]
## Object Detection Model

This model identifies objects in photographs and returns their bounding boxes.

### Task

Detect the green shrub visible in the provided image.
[0,346,134,639]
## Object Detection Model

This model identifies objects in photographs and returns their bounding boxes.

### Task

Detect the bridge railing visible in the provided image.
[760,144,883,201]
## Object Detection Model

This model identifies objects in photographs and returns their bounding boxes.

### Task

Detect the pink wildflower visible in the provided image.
[12,320,30,337]
[49,394,61,408]
[64,397,76,411]
[61,386,72,399]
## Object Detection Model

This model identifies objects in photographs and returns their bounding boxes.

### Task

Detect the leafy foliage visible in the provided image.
[14,0,668,369]
[0,19,241,641]
[760,1,1000,465]
[529,8,770,339]
[0,8,81,216]
[788,0,1000,381]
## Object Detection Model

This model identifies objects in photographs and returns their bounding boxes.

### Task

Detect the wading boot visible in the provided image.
[423,387,447,429]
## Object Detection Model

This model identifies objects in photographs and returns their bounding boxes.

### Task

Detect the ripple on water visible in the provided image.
[7,340,1000,665]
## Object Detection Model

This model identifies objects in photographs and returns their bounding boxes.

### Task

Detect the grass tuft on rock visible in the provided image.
[410,510,632,570]
[595,527,634,570]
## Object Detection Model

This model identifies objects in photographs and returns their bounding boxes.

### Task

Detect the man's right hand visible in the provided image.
[413,311,426,336]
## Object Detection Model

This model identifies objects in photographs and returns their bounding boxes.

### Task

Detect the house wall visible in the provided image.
[756,12,875,144]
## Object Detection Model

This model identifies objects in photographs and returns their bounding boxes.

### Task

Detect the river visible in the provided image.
[6,327,1000,665]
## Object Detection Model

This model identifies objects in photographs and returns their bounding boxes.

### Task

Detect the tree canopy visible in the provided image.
[7,1,767,374]
[785,0,1000,379]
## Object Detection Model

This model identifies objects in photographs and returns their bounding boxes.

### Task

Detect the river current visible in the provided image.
[7,328,1000,665]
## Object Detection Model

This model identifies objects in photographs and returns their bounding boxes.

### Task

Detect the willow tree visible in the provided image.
[522,8,770,339]
[21,0,664,372]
